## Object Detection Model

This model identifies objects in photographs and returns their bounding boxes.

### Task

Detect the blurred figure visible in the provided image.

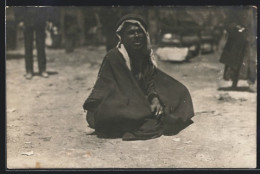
[14,7,49,79]
[99,7,122,52]
[219,7,257,91]
[86,11,103,46]
[6,7,17,50]
[246,8,257,92]
[45,21,62,49]
[64,14,80,53]
[212,23,225,51]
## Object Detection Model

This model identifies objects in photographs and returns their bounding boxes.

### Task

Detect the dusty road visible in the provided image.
[6,43,256,168]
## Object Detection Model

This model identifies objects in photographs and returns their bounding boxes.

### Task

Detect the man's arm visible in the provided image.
[143,63,164,116]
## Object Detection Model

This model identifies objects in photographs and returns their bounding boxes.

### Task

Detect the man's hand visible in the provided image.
[150,97,164,118]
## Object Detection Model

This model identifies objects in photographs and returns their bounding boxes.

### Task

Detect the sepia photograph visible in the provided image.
[5,5,257,168]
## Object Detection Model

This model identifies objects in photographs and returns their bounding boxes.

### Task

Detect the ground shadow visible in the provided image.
[88,131,122,139]
[163,119,194,136]
[218,86,251,92]
[86,119,194,139]
[33,71,59,76]
[159,60,190,64]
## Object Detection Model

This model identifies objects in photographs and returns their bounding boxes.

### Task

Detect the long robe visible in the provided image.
[83,48,194,136]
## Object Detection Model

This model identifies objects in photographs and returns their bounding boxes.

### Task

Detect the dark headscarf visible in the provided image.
[116,13,148,32]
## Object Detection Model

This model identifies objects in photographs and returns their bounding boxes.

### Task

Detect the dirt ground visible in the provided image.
[6,39,256,168]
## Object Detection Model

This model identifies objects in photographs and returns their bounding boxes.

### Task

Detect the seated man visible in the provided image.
[83,14,194,141]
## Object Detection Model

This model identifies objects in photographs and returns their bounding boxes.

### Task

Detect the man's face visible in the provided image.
[121,24,146,51]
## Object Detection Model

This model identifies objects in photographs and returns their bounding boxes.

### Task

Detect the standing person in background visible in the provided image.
[14,7,49,79]
[64,14,80,53]
[219,7,257,91]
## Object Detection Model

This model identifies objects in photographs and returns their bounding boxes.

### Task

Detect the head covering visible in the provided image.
[115,14,157,70]
[116,14,148,32]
